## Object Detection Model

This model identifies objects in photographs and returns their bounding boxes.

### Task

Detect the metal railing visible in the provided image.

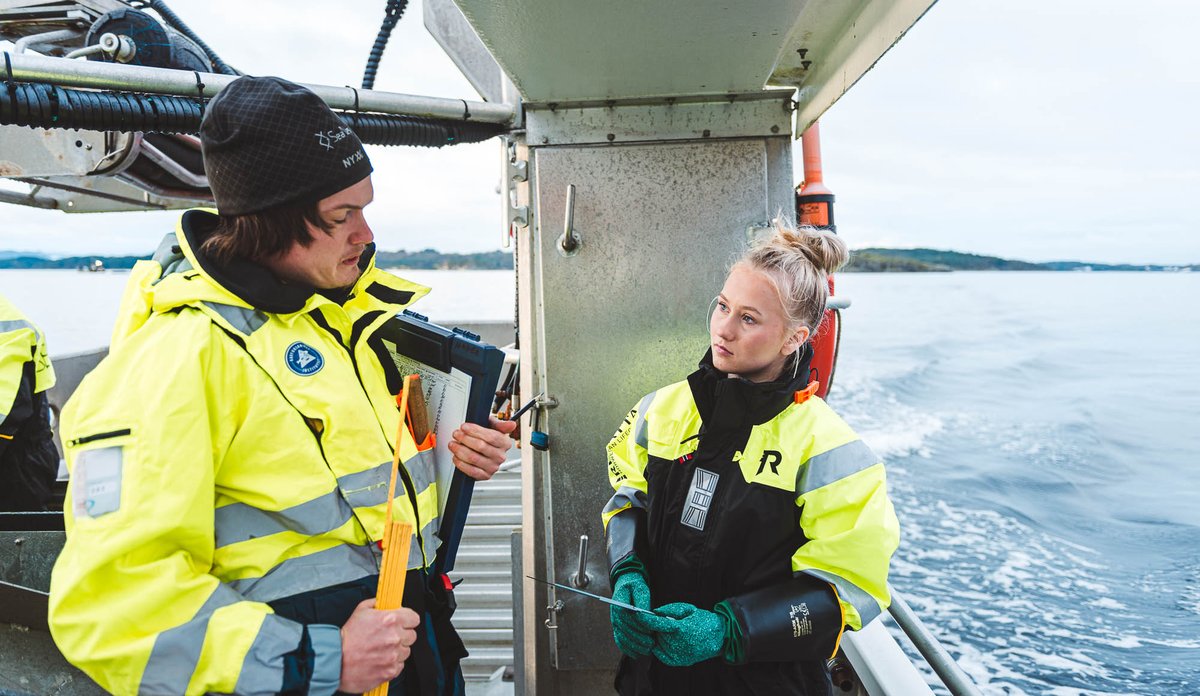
[887,584,984,696]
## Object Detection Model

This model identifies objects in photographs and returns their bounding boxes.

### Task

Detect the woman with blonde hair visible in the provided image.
[602,221,900,695]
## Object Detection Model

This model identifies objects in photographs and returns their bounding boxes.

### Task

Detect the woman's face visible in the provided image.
[710,265,808,383]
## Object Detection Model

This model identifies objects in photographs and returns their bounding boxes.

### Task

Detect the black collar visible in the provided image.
[687,344,815,431]
[180,210,374,313]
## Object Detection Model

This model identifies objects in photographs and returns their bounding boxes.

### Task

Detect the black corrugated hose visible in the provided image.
[142,0,240,76]
[361,0,409,90]
[0,80,506,147]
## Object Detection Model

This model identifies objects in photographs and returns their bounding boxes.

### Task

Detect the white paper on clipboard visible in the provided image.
[381,339,472,520]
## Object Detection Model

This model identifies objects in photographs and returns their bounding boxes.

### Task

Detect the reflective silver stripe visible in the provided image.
[161,254,193,279]
[139,583,242,695]
[306,624,343,696]
[417,517,440,565]
[150,232,193,283]
[229,543,379,602]
[605,509,638,569]
[0,318,36,338]
[408,449,436,495]
[215,460,433,549]
[802,568,883,627]
[603,484,647,516]
[633,391,656,450]
[233,613,304,696]
[203,302,268,336]
[797,440,879,496]
[338,452,435,510]
[214,488,357,549]
[681,468,719,531]
[150,232,180,266]
[337,460,391,508]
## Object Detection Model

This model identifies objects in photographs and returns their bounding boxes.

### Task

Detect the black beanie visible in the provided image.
[200,76,373,216]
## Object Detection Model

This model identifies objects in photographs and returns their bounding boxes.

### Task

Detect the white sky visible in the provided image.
[2,0,1197,264]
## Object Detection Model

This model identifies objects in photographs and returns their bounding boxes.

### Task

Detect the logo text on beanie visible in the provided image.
[315,126,355,151]
[342,149,365,169]
[285,341,325,376]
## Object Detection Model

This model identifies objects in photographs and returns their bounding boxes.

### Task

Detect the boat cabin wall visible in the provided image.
[513,96,796,691]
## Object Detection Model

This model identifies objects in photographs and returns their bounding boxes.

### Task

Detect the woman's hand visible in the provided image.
[610,570,655,657]
[641,603,727,667]
[449,415,517,480]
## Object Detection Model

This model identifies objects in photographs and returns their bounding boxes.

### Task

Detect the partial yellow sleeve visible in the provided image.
[791,424,900,630]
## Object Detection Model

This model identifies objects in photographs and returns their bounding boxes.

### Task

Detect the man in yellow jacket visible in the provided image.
[49,76,515,696]
[0,293,58,511]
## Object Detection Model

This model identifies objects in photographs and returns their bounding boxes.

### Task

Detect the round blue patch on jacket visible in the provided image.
[285,342,324,376]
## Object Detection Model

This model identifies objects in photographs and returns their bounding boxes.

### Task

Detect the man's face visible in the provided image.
[267,176,375,290]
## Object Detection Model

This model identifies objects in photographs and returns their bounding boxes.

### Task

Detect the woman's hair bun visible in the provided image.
[771,221,848,275]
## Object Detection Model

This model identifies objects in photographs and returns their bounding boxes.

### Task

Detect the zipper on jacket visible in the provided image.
[310,306,427,562]
[67,428,131,447]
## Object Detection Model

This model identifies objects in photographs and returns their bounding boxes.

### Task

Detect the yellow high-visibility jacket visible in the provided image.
[49,210,437,695]
[0,294,55,403]
[1,293,58,510]
[603,349,900,694]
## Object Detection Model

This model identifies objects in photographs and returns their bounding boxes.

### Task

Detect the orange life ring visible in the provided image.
[809,276,840,399]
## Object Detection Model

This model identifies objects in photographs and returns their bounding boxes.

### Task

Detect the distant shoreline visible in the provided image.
[841,248,1196,273]
[0,247,1195,272]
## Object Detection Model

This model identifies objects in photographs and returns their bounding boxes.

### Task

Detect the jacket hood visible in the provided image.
[687,344,815,431]
[178,209,315,313]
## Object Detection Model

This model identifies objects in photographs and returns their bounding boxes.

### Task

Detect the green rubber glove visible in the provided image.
[609,563,654,657]
[642,602,729,667]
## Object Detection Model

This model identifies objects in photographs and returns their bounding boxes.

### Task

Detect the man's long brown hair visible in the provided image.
[201,199,332,264]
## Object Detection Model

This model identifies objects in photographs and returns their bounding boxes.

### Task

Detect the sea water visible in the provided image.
[831,272,1200,695]
[1,269,1197,694]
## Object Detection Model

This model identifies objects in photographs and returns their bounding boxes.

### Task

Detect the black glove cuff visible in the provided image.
[725,574,843,663]
[609,553,646,586]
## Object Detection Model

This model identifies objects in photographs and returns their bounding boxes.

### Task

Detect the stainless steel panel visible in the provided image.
[527,137,786,672]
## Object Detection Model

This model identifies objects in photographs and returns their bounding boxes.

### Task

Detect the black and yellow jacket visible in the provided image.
[603,349,899,695]
[0,293,58,511]
[49,210,459,695]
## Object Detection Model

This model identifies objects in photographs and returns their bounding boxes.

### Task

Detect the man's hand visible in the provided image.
[448,415,517,481]
[338,598,420,693]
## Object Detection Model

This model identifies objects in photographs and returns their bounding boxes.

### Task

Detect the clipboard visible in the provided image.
[374,309,506,574]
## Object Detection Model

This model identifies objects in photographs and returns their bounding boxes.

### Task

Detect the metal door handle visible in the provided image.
[570,534,590,588]
[557,184,581,255]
